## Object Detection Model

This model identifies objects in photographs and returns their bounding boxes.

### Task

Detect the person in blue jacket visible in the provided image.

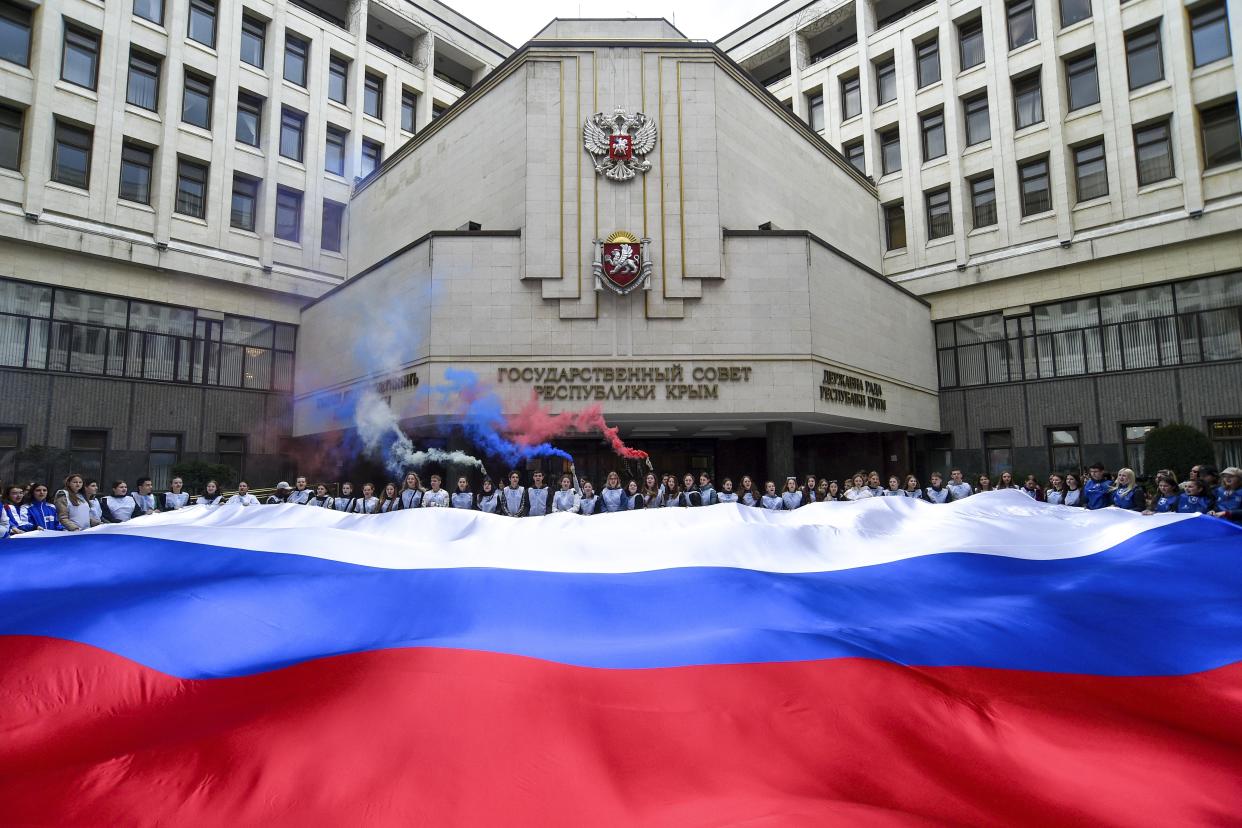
[1177,478,1215,514]
[20,483,63,531]
[1144,475,1182,514]
[1108,468,1147,512]
[1211,467,1241,524]
[1083,463,1111,510]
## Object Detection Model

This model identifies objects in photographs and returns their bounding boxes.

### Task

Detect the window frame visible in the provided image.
[1121,421,1158,475]
[324,125,347,176]
[240,14,266,68]
[363,72,384,119]
[1012,71,1044,129]
[920,108,946,162]
[126,48,161,112]
[1047,426,1083,474]
[1064,50,1100,111]
[321,199,345,253]
[1006,0,1037,50]
[148,432,182,491]
[874,57,896,105]
[915,37,940,88]
[883,201,906,251]
[807,91,825,132]
[61,22,101,91]
[925,187,953,240]
[360,138,383,177]
[274,185,303,243]
[0,103,21,171]
[984,429,1014,479]
[1125,23,1164,90]
[133,0,164,26]
[1189,1,1232,68]
[1134,119,1175,185]
[1018,155,1051,216]
[1072,139,1108,203]
[283,32,309,87]
[187,0,217,48]
[230,173,259,232]
[840,74,861,120]
[328,54,349,104]
[0,0,33,67]
[181,70,214,129]
[879,127,901,175]
[174,156,209,219]
[963,92,990,146]
[1059,0,1092,29]
[843,139,865,174]
[235,91,263,147]
[1200,99,1242,169]
[279,106,306,162]
[51,119,93,190]
[958,18,985,70]
[969,173,997,229]
[118,140,155,205]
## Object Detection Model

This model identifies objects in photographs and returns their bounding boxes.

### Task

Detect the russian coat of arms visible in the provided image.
[583,108,657,181]
[593,231,653,295]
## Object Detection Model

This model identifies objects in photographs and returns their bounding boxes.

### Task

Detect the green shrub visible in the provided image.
[171,460,236,494]
[1142,424,1216,480]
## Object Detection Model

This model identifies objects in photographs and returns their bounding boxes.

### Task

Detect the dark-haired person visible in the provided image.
[1108,469,1146,512]
[450,477,476,510]
[101,480,138,523]
[309,483,334,508]
[552,474,581,513]
[19,483,62,531]
[578,480,601,515]
[526,471,553,517]
[1060,472,1085,508]
[716,477,738,504]
[946,469,972,501]
[993,471,1019,491]
[759,480,784,510]
[421,475,450,508]
[624,479,645,510]
[826,479,843,501]
[477,478,501,514]
[1020,475,1044,502]
[1083,463,1111,510]
[923,472,950,503]
[199,480,225,506]
[599,471,627,512]
[232,481,260,507]
[500,471,528,516]
[1045,474,1067,506]
[287,477,312,505]
[1210,467,1241,523]
[1144,476,1182,514]
[266,482,293,505]
[816,479,830,502]
[975,474,992,494]
[1,484,25,537]
[661,475,683,507]
[781,477,806,510]
[903,475,922,499]
[738,475,760,507]
[679,473,703,507]
[350,482,380,513]
[1195,466,1220,495]
[161,477,191,511]
[379,482,401,512]
[844,473,872,501]
[129,477,157,517]
[85,480,103,524]
[881,475,904,497]
[55,473,96,531]
[1177,478,1215,514]
[642,473,664,508]
[803,475,818,504]
[867,471,884,498]
[398,473,423,509]
[332,482,356,512]
[698,472,718,506]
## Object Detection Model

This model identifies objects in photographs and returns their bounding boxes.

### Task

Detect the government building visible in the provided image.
[0,0,1239,491]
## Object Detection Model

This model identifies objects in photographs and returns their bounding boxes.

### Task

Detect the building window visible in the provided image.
[1134,120,1174,185]
[963,93,990,145]
[432,102,447,121]
[148,434,181,491]
[240,14,265,68]
[958,18,985,70]
[844,139,865,174]
[883,201,906,251]
[401,88,418,132]
[1210,418,1242,468]
[321,200,345,252]
[807,92,825,131]
[920,109,945,162]
[1065,51,1099,111]
[360,138,382,177]
[984,430,1013,478]
[969,174,997,228]
[875,58,896,105]
[1048,428,1081,472]
[925,187,952,239]
[52,120,92,189]
[133,0,164,26]
[274,186,302,243]
[217,434,245,482]
[182,71,213,129]
[230,174,259,231]
[0,0,32,66]
[118,141,154,204]
[325,125,347,175]
[0,427,17,482]
[279,107,305,162]
[879,127,901,175]
[235,91,263,147]
[1125,24,1163,90]
[0,104,21,171]
[1007,0,1036,49]
[364,72,384,119]
[915,37,940,88]
[840,74,861,120]
[1013,72,1043,129]
[329,55,349,104]
[284,33,308,87]
[126,49,161,111]
[1018,156,1051,216]
[174,157,208,219]
[1073,140,1108,202]
[1060,0,1091,28]
[187,0,216,48]
[69,430,107,483]
[61,24,100,90]
[1190,1,1231,68]
[1122,423,1157,475]
[1200,100,1242,169]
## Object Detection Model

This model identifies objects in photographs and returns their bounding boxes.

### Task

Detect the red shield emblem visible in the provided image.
[608,134,633,161]
[602,240,641,289]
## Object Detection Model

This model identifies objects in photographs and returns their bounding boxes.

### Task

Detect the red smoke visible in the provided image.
[506,396,649,460]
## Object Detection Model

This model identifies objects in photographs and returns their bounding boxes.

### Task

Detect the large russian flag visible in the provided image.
[1,492,1240,825]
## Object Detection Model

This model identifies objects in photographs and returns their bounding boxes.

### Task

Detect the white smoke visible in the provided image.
[355,390,486,477]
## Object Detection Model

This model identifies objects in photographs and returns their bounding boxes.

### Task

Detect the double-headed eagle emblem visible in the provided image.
[583,108,657,181]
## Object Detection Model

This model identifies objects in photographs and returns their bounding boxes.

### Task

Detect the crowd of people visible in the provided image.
[2,461,1239,536]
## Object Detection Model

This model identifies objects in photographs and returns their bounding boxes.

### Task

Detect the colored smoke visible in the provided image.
[507,397,649,460]
[355,390,485,477]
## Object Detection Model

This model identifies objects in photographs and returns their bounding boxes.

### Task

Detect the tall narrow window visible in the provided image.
[958,18,985,70]
[920,109,946,161]
[118,141,154,204]
[0,104,21,171]
[69,430,107,483]
[364,72,384,119]
[321,200,345,252]
[807,92,825,131]
[148,434,181,491]
[1125,24,1163,90]
[360,138,382,176]
[1019,156,1051,216]
[1048,428,1081,472]
[274,186,302,242]
[235,92,262,147]
[284,33,308,87]
[970,174,997,228]
[840,74,861,120]
[401,88,417,132]
[985,430,1013,478]
[963,92,990,145]
[1122,423,1157,475]
[0,0,33,66]
[1065,51,1100,111]
[133,0,164,26]
[925,188,952,239]
[883,201,906,250]
[915,37,940,88]
[239,15,265,68]
[1134,119,1174,185]
[175,157,209,219]
[844,139,865,174]
[61,24,100,90]
[875,58,896,105]
[1013,72,1043,128]
[126,49,161,111]
[52,120,92,189]
[187,0,216,48]
[216,435,245,481]
[879,127,901,175]
[1209,419,1242,469]
[1073,140,1108,202]
[182,71,213,128]
[230,174,259,231]
[328,55,349,104]
[279,107,305,162]
[1189,1,1231,67]
[1060,0,1091,28]
[325,125,347,175]
[1007,0,1036,49]
[1200,100,1242,168]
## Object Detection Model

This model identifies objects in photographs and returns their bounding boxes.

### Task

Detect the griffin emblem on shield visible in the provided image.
[583,108,657,182]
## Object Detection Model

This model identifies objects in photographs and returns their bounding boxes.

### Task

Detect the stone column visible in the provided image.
[766,421,794,482]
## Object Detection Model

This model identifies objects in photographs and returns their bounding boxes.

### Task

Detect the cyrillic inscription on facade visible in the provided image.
[820,370,886,411]
[497,364,752,402]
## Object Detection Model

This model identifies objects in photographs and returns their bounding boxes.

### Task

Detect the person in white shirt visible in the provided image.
[350,482,380,513]
[85,480,103,524]
[308,483,334,508]
[924,472,950,503]
[332,482,356,512]
[198,480,225,506]
[160,477,191,511]
[265,482,293,505]
[287,477,312,505]
[131,478,157,516]
[421,475,450,508]
[844,473,874,501]
[397,473,423,509]
[231,481,260,506]
[55,473,97,531]
[946,469,973,502]
[101,480,138,522]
